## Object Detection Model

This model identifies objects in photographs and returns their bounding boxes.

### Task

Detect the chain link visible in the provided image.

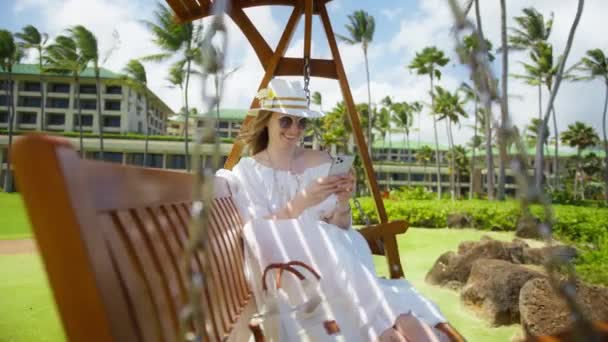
[303,56,311,107]
[180,0,230,340]
[447,1,598,340]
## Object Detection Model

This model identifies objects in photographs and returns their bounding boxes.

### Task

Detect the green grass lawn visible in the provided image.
[0,193,31,239]
[1,192,522,341]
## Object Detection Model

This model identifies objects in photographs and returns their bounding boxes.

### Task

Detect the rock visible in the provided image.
[461,259,545,326]
[515,214,541,239]
[522,245,578,265]
[426,239,514,288]
[447,213,472,228]
[457,240,476,255]
[519,278,608,338]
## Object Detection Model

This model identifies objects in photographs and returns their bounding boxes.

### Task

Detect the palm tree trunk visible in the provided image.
[474,0,495,200]
[144,93,149,166]
[603,82,608,202]
[470,98,478,199]
[430,73,442,199]
[184,58,192,171]
[552,106,559,189]
[76,76,84,159]
[447,119,455,200]
[534,0,584,190]
[538,83,542,121]
[406,131,411,186]
[95,70,104,159]
[497,0,509,201]
[4,73,15,192]
[574,149,580,198]
[364,46,372,159]
[39,54,45,131]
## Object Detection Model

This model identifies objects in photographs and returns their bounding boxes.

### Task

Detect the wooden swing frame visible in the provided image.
[166,0,407,279]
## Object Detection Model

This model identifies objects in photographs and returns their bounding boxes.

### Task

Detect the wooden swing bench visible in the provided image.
[13,134,464,341]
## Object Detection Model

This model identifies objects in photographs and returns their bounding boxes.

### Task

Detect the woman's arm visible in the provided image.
[327,171,356,229]
[327,201,352,229]
[265,176,341,220]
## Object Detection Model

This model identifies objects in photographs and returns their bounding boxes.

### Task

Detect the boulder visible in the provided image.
[447,213,472,228]
[522,245,578,265]
[519,278,608,338]
[515,214,542,239]
[426,238,515,288]
[461,259,544,326]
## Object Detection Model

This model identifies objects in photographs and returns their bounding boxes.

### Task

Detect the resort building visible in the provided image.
[0,64,174,135]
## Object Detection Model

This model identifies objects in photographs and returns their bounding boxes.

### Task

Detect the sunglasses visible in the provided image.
[278,115,308,130]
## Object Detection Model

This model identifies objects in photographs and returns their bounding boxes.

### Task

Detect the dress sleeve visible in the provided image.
[231,160,271,223]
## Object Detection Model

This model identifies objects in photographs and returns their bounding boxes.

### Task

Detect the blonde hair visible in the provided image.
[237,110,273,155]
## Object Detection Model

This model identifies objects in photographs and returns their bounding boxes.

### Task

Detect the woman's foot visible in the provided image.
[393,313,439,342]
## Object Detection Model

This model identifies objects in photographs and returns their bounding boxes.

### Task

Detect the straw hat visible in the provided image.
[248,78,325,118]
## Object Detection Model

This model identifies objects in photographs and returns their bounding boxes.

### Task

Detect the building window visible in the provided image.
[47,98,69,109]
[75,99,96,110]
[24,82,41,92]
[50,83,70,93]
[0,111,8,123]
[74,115,93,126]
[103,115,121,127]
[92,151,123,163]
[47,114,65,126]
[18,112,37,124]
[105,100,121,111]
[218,121,229,129]
[0,95,8,106]
[19,96,41,108]
[106,85,122,94]
[127,153,144,166]
[137,122,142,133]
[80,84,97,94]
[167,154,186,169]
[144,154,163,168]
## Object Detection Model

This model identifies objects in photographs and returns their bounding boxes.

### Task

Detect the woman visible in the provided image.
[219,78,450,341]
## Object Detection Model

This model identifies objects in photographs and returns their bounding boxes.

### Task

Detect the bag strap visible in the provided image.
[262,263,305,291]
[284,260,321,281]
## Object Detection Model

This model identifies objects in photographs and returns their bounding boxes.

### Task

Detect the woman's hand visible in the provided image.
[292,175,343,213]
[334,170,355,205]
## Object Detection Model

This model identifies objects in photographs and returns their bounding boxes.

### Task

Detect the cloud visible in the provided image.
[380,8,405,21]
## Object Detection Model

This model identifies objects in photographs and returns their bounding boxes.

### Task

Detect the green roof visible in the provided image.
[0,63,121,79]
[372,138,449,151]
[170,109,247,122]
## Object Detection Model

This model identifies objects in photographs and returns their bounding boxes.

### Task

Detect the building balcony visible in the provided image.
[46,124,65,131]
[103,93,123,100]
[47,92,70,98]
[18,123,37,130]
[18,91,41,97]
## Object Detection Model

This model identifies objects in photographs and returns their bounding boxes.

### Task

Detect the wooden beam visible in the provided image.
[224,4,303,169]
[303,0,313,60]
[228,7,273,69]
[318,4,388,224]
[274,58,338,79]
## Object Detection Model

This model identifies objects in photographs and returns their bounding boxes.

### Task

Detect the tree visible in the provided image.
[122,60,149,165]
[526,117,550,150]
[409,46,449,199]
[322,101,351,154]
[447,145,469,198]
[336,10,375,157]
[69,25,105,159]
[143,2,203,171]
[498,0,509,201]
[0,30,23,192]
[561,121,598,199]
[533,0,584,190]
[15,25,48,131]
[459,82,479,199]
[45,35,88,158]
[570,48,608,201]
[415,145,434,189]
[312,91,323,112]
[392,101,421,186]
[433,86,468,199]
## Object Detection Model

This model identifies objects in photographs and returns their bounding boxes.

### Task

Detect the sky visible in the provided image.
[1,0,607,146]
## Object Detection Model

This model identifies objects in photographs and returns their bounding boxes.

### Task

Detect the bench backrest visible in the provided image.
[12,135,252,341]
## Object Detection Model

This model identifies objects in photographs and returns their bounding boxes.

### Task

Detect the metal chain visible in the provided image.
[447,1,598,340]
[353,197,371,226]
[303,56,311,107]
[180,0,230,340]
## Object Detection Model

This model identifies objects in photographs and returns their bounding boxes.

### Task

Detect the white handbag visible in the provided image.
[253,260,364,342]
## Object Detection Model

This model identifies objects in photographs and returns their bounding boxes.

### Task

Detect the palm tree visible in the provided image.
[15,25,48,131]
[415,145,434,189]
[336,10,375,157]
[69,25,104,159]
[526,117,550,150]
[45,35,89,158]
[409,46,450,199]
[392,101,421,186]
[122,60,149,165]
[433,86,468,199]
[498,0,509,201]
[447,145,469,198]
[322,101,351,154]
[0,30,23,192]
[143,2,203,171]
[459,82,479,199]
[561,121,599,199]
[312,91,323,112]
[570,49,608,201]
[533,0,584,190]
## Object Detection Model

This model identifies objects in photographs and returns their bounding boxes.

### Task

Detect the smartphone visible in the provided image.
[328,155,355,177]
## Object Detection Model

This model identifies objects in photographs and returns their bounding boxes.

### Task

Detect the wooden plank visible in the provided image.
[274,57,338,79]
[229,6,273,69]
[225,4,303,169]
[303,0,313,60]
[318,4,388,224]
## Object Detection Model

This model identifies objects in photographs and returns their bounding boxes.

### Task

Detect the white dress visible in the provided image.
[217,157,446,340]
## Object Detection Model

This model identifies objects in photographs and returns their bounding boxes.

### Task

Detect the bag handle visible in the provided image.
[261,261,322,291]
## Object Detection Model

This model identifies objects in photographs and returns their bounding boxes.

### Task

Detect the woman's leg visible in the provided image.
[393,313,441,342]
